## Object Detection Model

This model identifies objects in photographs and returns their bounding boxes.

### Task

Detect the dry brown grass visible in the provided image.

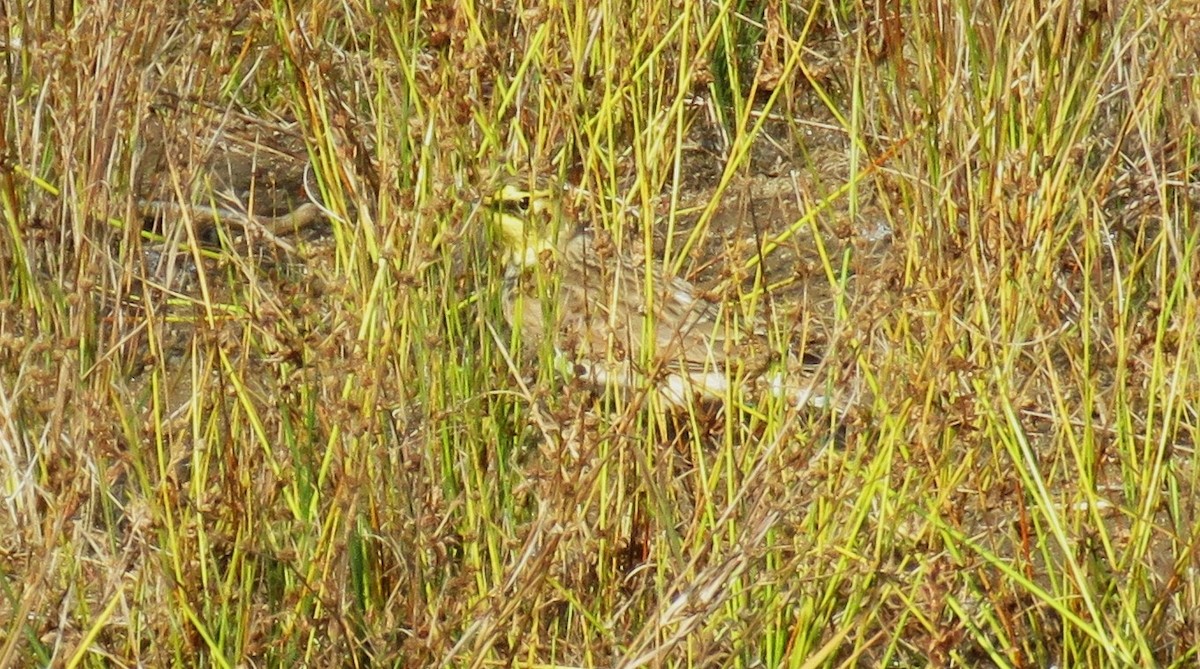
[2,1,1199,667]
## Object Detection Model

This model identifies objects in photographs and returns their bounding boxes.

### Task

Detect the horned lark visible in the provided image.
[482,175,832,409]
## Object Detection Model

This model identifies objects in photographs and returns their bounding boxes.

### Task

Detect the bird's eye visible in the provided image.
[515,195,531,211]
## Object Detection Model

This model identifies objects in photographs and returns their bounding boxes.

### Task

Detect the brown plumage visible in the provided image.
[484,177,830,408]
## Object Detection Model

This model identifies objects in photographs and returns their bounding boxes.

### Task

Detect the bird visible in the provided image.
[480,173,836,410]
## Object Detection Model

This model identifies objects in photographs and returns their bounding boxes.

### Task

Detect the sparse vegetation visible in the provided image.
[1,0,1198,666]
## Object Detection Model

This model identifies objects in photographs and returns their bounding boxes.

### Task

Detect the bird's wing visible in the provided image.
[555,231,772,375]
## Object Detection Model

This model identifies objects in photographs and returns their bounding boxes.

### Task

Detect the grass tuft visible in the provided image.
[2,0,1199,666]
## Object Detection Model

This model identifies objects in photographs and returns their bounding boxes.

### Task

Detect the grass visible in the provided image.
[2,0,1199,666]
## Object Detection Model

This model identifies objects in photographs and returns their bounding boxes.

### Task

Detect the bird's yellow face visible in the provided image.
[483,180,561,268]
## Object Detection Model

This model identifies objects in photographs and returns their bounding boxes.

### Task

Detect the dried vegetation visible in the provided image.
[1,0,1198,666]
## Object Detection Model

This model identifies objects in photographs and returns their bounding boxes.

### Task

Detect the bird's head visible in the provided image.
[482,176,565,268]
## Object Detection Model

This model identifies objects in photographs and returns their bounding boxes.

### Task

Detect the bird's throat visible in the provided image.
[498,212,554,268]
